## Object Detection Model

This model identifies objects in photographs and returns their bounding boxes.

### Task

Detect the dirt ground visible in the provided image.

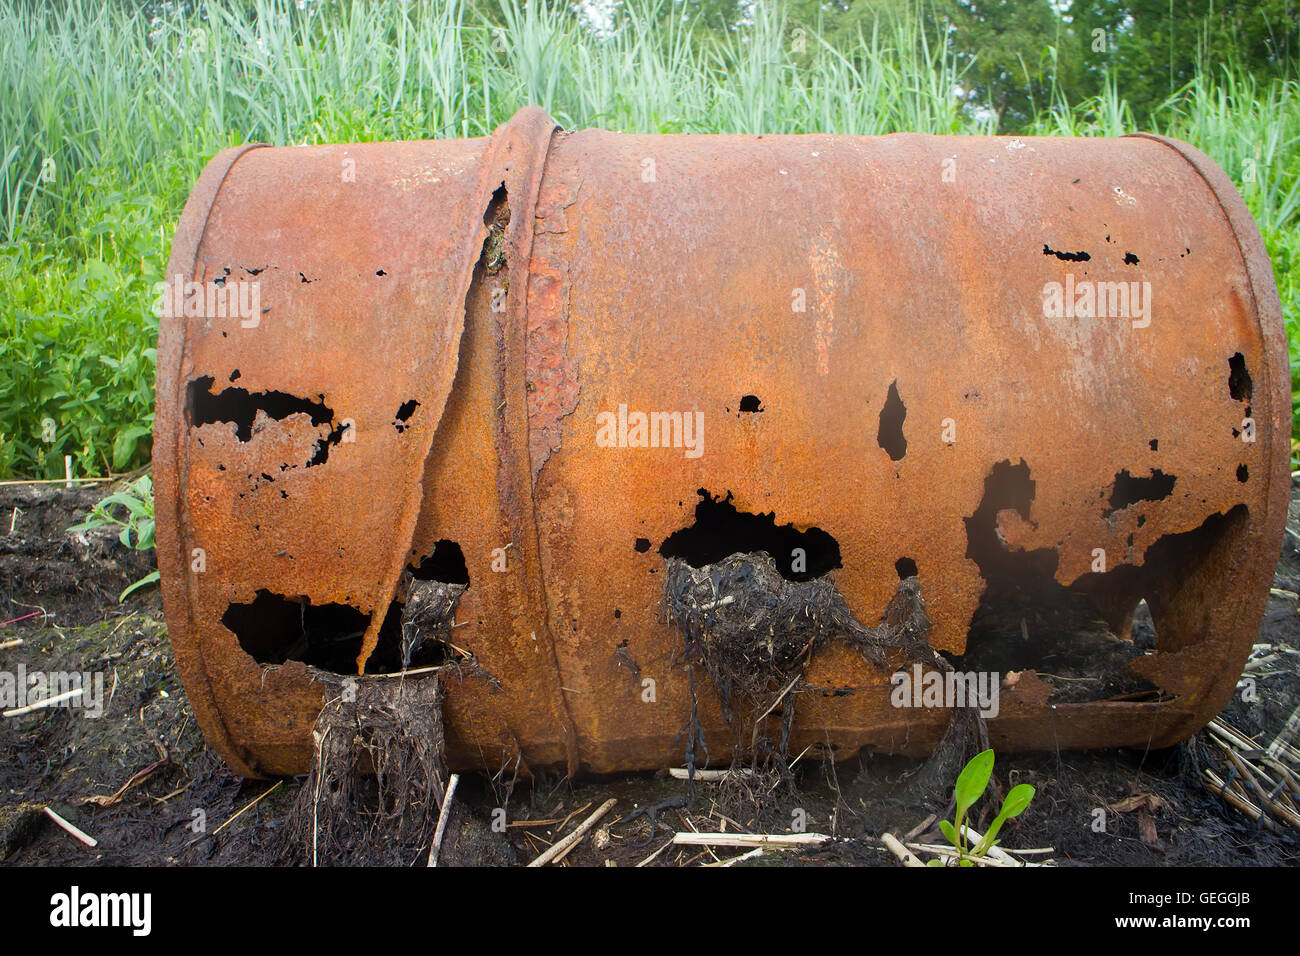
[2,479,1298,867]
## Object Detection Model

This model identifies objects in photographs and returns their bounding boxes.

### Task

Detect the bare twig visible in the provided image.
[906,842,1015,867]
[3,686,83,717]
[214,780,282,836]
[671,831,831,848]
[44,807,97,848]
[1204,768,1280,832]
[527,798,617,867]
[704,847,764,867]
[427,773,460,867]
[668,767,751,782]
[76,759,167,807]
[881,832,923,867]
[0,477,108,487]
[903,813,936,841]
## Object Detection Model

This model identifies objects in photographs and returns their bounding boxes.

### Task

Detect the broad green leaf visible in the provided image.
[938,819,960,849]
[1001,784,1036,819]
[119,569,160,602]
[974,785,1035,856]
[954,749,994,818]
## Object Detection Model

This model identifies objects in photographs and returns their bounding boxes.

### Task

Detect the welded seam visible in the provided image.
[493,114,583,775]
[526,124,584,776]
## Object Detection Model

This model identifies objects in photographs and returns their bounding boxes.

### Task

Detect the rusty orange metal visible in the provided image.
[156,107,1289,778]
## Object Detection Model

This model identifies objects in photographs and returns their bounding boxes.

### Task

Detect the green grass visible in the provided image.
[1,0,1298,477]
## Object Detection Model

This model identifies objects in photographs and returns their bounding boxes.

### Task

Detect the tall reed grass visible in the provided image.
[0,0,1296,476]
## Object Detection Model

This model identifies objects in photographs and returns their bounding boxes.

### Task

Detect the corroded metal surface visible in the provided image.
[157,108,1289,777]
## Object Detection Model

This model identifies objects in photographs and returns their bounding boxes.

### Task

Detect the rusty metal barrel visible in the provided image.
[156,107,1289,778]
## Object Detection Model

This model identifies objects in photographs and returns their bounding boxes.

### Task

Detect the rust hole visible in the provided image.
[958,459,1248,703]
[659,489,841,582]
[307,422,349,467]
[185,376,332,441]
[1104,468,1176,517]
[408,539,469,586]
[394,398,420,433]
[957,460,1159,701]
[738,394,763,413]
[895,556,918,579]
[877,380,907,461]
[1043,244,1091,262]
[224,590,405,674]
[1228,352,1253,402]
[186,375,348,467]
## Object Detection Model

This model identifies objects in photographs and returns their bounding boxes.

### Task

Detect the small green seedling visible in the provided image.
[67,474,160,601]
[931,748,1035,866]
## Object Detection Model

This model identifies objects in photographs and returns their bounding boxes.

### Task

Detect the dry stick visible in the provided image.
[527,798,617,867]
[551,803,608,865]
[1204,769,1279,833]
[1260,755,1300,804]
[311,727,331,867]
[1216,744,1300,830]
[1211,718,1300,767]
[752,674,801,750]
[427,772,460,867]
[1207,723,1300,813]
[506,815,568,829]
[1267,704,1300,762]
[369,664,452,680]
[214,780,282,837]
[955,824,1047,866]
[679,811,722,864]
[671,831,831,848]
[0,639,23,650]
[705,847,764,867]
[715,812,750,833]
[556,801,594,834]
[903,813,936,841]
[3,686,83,717]
[635,839,675,868]
[77,758,166,807]
[881,832,924,867]
[44,807,97,848]
[0,477,108,487]
[668,767,750,782]
[906,843,1014,867]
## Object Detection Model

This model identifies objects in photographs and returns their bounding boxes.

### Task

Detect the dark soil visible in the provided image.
[1,480,1297,866]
